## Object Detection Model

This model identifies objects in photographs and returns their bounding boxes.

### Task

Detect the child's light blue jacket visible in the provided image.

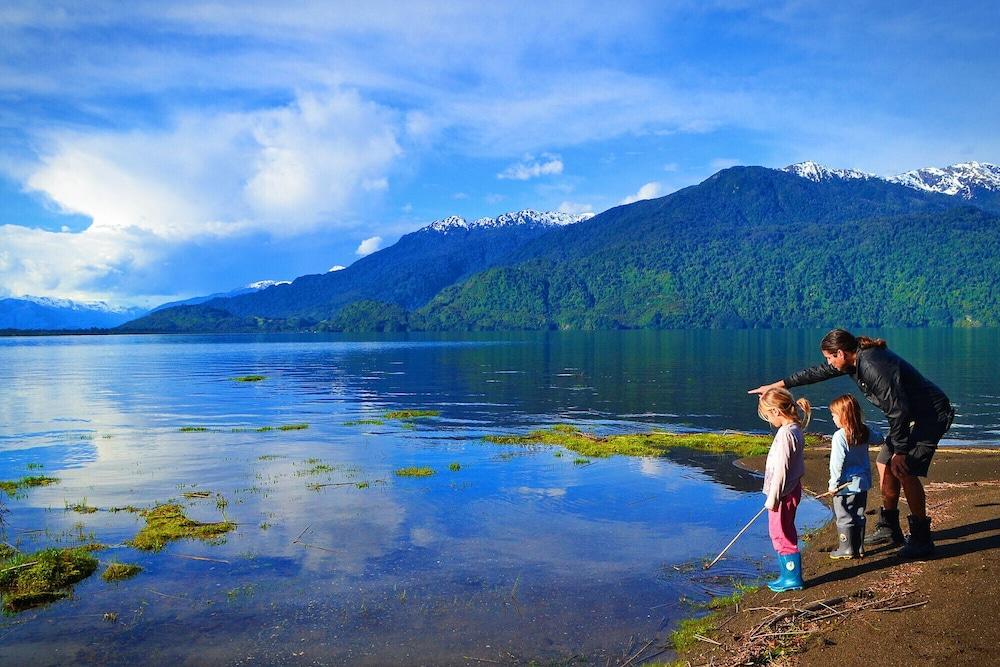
[829,425,882,495]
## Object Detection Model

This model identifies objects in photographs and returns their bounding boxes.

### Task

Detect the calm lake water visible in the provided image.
[1,329,996,665]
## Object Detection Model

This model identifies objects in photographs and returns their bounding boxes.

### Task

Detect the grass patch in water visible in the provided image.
[101,562,142,583]
[394,467,435,478]
[128,503,236,551]
[179,426,209,432]
[233,375,266,382]
[65,498,98,514]
[573,458,591,465]
[0,546,99,613]
[344,419,385,426]
[448,462,461,471]
[26,463,44,471]
[0,476,59,497]
[384,410,440,420]
[483,425,818,459]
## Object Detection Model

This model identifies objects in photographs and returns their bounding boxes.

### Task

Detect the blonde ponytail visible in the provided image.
[796,397,812,430]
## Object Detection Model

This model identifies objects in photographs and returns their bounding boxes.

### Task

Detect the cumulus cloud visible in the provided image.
[2,89,402,300]
[356,236,383,256]
[620,182,663,205]
[497,154,564,180]
[558,201,594,215]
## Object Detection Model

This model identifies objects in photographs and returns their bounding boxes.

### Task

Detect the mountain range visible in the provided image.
[7,160,999,332]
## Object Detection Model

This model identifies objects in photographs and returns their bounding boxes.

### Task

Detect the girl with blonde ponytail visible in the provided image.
[757,387,810,592]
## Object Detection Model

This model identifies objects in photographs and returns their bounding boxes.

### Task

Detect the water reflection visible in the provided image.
[0,329,993,664]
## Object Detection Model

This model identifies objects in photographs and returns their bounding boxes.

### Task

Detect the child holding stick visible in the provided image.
[828,394,882,559]
[758,387,811,592]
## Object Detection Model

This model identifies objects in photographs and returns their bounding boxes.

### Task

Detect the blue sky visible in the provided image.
[1,1,997,306]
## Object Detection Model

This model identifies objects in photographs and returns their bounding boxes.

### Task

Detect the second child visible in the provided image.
[758,387,811,592]
[828,394,882,559]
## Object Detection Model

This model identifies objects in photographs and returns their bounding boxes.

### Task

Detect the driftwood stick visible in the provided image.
[873,600,929,612]
[620,639,655,667]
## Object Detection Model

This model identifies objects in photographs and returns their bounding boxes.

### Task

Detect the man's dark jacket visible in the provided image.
[783,346,951,454]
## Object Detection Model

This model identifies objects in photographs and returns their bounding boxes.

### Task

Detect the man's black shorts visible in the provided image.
[876,412,953,477]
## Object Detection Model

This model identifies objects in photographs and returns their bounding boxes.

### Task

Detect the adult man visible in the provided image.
[749,329,954,558]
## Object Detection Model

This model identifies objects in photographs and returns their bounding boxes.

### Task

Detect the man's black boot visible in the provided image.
[899,515,934,559]
[864,508,904,546]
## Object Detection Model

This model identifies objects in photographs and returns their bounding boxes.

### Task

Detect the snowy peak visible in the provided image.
[17,295,143,315]
[782,161,875,182]
[783,160,1000,200]
[424,209,593,234]
[247,279,291,290]
[885,162,1000,199]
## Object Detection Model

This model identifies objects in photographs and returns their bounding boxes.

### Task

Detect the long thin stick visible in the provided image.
[704,506,767,570]
[812,482,852,499]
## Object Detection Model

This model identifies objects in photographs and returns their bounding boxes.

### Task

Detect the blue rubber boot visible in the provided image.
[767,553,804,592]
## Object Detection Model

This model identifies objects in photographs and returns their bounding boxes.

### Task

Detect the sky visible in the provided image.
[1,1,997,306]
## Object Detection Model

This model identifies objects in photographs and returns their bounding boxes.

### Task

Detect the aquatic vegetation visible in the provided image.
[356,481,370,489]
[179,426,209,432]
[383,409,440,420]
[0,546,99,613]
[344,419,385,426]
[65,498,98,514]
[232,375,266,382]
[182,490,213,499]
[233,423,310,433]
[394,467,435,478]
[448,462,461,471]
[25,463,44,471]
[128,503,236,551]
[101,562,142,582]
[296,462,335,476]
[573,458,591,465]
[483,425,819,459]
[0,476,59,497]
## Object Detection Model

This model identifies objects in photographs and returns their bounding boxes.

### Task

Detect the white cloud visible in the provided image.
[497,154,564,180]
[452,192,468,200]
[620,182,663,205]
[558,201,594,215]
[356,236,383,256]
[663,162,680,172]
[2,89,402,300]
[328,265,346,272]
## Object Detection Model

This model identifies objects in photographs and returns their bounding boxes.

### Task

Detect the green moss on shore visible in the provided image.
[0,546,98,612]
[128,503,235,551]
[484,425,822,459]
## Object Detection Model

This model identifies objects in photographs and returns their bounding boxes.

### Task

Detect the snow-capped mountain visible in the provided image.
[0,296,148,330]
[426,209,593,233]
[151,280,290,312]
[885,162,1000,199]
[783,161,1000,201]
[783,161,876,182]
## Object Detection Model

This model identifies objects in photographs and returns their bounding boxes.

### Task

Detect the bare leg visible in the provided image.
[878,462,901,510]
[899,472,926,519]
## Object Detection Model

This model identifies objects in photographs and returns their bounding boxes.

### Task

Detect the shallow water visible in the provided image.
[0,329,994,664]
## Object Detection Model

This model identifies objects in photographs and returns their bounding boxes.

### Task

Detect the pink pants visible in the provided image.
[768,481,801,555]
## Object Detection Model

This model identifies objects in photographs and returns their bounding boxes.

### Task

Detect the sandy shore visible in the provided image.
[672,445,1000,666]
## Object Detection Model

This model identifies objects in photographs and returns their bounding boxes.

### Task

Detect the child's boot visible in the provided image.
[864,508,904,547]
[899,515,934,559]
[767,553,804,592]
[831,520,865,559]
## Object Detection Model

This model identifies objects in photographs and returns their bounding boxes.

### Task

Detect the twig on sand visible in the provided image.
[693,634,723,646]
[873,600,929,612]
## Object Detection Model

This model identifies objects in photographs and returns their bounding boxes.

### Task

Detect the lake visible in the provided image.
[1,329,996,664]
